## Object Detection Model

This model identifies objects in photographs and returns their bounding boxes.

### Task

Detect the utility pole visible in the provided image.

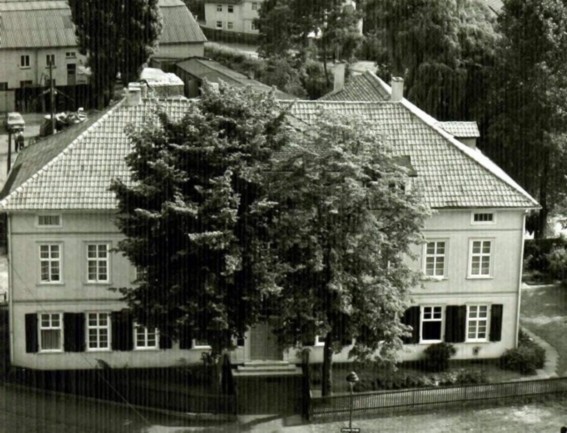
[49,60,56,135]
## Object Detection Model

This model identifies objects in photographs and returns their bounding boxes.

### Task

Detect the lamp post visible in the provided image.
[346,371,359,431]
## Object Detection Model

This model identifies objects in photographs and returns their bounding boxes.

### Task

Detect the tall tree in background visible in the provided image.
[364,0,497,121]
[111,84,290,388]
[68,0,162,108]
[268,111,429,396]
[487,0,567,237]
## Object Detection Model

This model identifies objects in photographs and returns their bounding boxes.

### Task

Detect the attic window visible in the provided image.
[37,215,61,227]
[472,212,495,224]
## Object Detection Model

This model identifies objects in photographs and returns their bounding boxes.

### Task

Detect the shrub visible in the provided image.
[523,237,567,274]
[546,246,567,282]
[423,343,456,372]
[501,333,546,375]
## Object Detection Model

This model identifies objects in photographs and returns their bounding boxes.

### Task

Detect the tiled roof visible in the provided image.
[175,58,295,99]
[438,121,480,138]
[319,71,389,102]
[0,78,538,211]
[0,0,205,49]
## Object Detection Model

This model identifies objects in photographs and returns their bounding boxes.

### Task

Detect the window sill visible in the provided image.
[134,347,159,351]
[86,348,111,352]
[465,340,489,344]
[466,276,493,280]
[193,345,212,350]
[37,282,64,286]
[420,340,442,344]
[38,349,63,354]
[421,276,447,282]
[19,67,31,70]
[85,282,111,286]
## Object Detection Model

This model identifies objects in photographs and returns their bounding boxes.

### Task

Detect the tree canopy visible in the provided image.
[267,110,429,395]
[68,0,163,108]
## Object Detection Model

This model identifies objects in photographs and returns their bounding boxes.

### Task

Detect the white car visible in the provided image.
[4,112,25,132]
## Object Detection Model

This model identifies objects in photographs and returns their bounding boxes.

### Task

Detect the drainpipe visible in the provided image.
[514,211,528,348]
[7,213,14,366]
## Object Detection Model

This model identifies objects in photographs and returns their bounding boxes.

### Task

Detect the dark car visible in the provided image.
[4,112,25,132]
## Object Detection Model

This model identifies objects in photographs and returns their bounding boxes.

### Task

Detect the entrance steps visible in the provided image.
[233,361,302,377]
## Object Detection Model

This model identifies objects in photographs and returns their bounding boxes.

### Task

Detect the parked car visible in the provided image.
[4,112,25,132]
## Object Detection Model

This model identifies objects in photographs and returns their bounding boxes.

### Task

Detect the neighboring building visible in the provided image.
[0,0,205,112]
[174,57,294,99]
[0,71,537,371]
[203,0,263,34]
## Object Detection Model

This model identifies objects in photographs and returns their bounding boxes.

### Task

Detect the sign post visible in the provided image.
[342,371,360,433]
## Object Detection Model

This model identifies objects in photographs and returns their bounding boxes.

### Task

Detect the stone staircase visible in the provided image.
[233,360,303,377]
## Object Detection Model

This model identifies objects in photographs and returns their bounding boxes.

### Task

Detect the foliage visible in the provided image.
[546,247,567,283]
[486,0,567,238]
[352,368,487,392]
[111,83,290,363]
[267,110,430,396]
[524,238,567,274]
[364,0,498,121]
[501,332,546,375]
[423,343,457,372]
[182,0,204,21]
[68,0,163,108]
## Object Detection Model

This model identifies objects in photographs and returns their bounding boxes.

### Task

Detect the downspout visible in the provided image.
[7,212,14,366]
[514,210,528,348]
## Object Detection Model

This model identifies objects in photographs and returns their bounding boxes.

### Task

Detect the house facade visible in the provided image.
[203,0,263,34]
[0,0,205,112]
[0,73,537,371]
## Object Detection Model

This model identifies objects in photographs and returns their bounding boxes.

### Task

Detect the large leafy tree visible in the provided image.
[364,0,498,121]
[68,0,162,108]
[267,110,429,396]
[486,0,567,237]
[111,84,290,383]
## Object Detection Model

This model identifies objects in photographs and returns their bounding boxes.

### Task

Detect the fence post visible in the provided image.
[302,350,312,420]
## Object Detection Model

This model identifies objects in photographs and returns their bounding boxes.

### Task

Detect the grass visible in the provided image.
[521,283,567,375]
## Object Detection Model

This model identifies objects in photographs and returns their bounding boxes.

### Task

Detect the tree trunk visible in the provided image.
[535,150,551,239]
[321,334,333,397]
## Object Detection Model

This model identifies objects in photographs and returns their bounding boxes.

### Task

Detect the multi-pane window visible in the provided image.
[216,21,223,28]
[466,305,489,341]
[20,55,30,68]
[134,324,158,350]
[472,212,494,223]
[216,4,222,11]
[46,54,55,67]
[228,5,234,12]
[227,21,234,29]
[421,306,443,342]
[65,52,76,59]
[469,240,492,277]
[38,215,61,227]
[87,313,110,350]
[424,241,445,277]
[87,243,109,283]
[40,244,61,283]
[251,21,257,31]
[251,2,258,10]
[39,313,63,352]
[0,82,7,91]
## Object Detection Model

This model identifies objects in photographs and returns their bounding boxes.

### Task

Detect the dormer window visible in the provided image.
[472,212,495,224]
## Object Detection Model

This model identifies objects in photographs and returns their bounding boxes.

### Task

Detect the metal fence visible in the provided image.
[310,377,567,420]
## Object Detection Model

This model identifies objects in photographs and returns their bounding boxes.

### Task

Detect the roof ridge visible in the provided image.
[0,100,126,210]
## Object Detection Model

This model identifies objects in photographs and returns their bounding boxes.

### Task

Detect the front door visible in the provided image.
[249,322,282,361]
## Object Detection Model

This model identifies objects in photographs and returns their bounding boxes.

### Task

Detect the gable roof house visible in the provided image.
[0,0,205,112]
[0,66,537,372]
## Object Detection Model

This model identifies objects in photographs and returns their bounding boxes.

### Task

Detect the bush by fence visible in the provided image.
[501,331,546,375]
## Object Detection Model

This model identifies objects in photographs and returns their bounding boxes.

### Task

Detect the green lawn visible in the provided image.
[521,284,567,376]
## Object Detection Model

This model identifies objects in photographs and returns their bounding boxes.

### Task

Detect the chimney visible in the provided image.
[391,76,404,102]
[126,82,142,106]
[333,63,346,92]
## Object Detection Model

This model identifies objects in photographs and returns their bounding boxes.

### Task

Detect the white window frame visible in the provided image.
[39,243,62,283]
[65,52,76,59]
[423,240,447,279]
[20,55,30,68]
[314,335,325,346]
[134,323,159,350]
[420,306,444,343]
[46,54,55,68]
[228,4,234,12]
[466,305,489,342]
[37,214,62,228]
[468,239,493,278]
[38,313,63,352]
[227,21,234,29]
[193,337,211,349]
[216,20,223,28]
[250,21,258,31]
[86,312,111,351]
[216,4,222,12]
[471,212,496,225]
[86,243,110,283]
[251,2,258,10]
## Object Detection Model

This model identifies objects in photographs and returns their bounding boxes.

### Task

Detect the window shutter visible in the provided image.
[160,332,173,350]
[489,304,503,342]
[445,306,467,343]
[178,326,193,349]
[25,314,38,353]
[63,313,85,352]
[111,311,133,351]
[401,306,420,344]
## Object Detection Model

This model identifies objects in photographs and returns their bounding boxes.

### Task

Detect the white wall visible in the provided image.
[204,1,263,34]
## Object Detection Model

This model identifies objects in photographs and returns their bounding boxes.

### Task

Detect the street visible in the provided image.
[0,382,228,433]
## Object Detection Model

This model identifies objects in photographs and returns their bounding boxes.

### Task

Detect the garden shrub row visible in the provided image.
[500,331,546,375]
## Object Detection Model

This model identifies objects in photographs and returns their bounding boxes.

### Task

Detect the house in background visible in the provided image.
[0,0,206,112]
[202,0,263,34]
[173,57,294,99]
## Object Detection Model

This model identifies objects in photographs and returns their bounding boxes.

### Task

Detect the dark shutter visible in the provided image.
[25,314,38,353]
[160,332,173,349]
[445,306,467,343]
[401,306,420,344]
[178,326,193,349]
[111,311,133,351]
[489,304,503,342]
[63,313,85,352]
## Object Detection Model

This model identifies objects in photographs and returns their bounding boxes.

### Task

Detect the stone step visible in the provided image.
[232,367,303,377]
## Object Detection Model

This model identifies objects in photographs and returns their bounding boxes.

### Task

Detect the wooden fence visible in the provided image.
[310,377,567,420]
